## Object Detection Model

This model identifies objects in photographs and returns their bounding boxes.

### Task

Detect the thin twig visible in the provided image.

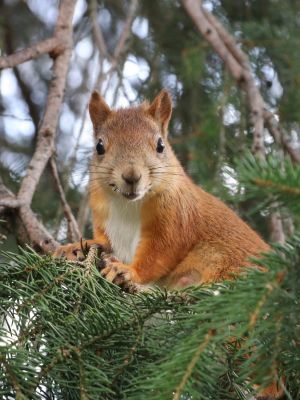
[89,0,110,61]
[91,0,139,84]
[50,157,81,242]
[113,0,139,61]
[173,330,214,400]
[0,355,25,399]
[264,109,300,164]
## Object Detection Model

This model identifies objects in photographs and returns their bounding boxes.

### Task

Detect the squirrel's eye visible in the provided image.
[156,137,165,153]
[96,139,105,155]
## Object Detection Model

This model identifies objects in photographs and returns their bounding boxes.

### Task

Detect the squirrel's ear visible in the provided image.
[89,90,111,132]
[148,89,172,135]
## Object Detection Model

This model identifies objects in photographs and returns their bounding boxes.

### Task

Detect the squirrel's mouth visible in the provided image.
[109,183,146,201]
[122,192,139,200]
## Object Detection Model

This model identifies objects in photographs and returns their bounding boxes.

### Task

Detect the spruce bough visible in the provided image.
[1,154,300,399]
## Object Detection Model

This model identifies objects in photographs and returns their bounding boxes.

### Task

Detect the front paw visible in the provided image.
[101,256,138,292]
[53,243,86,261]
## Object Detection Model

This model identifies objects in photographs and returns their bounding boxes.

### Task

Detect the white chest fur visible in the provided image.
[105,197,141,264]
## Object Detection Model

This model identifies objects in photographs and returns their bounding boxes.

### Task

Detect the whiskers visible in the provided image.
[78,160,185,199]
[148,162,185,192]
[149,162,183,175]
[88,166,119,198]
[149,163,184,179]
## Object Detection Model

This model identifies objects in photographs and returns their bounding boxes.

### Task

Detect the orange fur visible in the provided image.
[57,89,269,287]
[53,89,282,399]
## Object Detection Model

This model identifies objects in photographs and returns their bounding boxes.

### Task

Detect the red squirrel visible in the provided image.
[54,89,269,289]
[54,90,282,399]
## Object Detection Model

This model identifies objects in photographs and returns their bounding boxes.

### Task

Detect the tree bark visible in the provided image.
[0,0,76,252]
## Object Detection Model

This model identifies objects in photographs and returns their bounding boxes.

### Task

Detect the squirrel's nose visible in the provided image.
[122,171,141,185]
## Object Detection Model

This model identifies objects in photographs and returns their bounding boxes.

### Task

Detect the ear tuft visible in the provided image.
[89,90,111,132]
[148,89,172,135]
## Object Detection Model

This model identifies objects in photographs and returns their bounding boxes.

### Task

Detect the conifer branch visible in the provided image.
[252,179,300,196]
[0,243,299,398]
[173,330,214,400]
[0,355,25,399]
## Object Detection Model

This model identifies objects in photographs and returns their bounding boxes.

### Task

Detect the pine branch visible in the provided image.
[1,238,299,399]
[235,152,300,214]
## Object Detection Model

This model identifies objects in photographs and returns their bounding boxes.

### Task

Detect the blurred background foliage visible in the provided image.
[0,0,300,248]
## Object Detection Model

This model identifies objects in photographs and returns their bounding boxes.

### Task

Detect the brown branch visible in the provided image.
[269,213,285,244]
[91,0,138,87]
[3,18,40,130]
[181,0,244,80]
[17,0,75,206]
[13,66,40,131]
[0,37,58,70]
[113,0,139,61]
[77,192,90,235]
[202,10,248,69]
[202,8,265,158]
[0,354,25,399]
[173,330,214,400]
[0,198,20,208]
[18,205,59,252]
[252,178,300,196]
[0,180,18,213]
[182,1,300,166]
[181,0,287,243]
[181,0,265,158]
[90,0,110,61]
[0,0,76,252]
[263,110,300,164]
[50,158,81,242]
[0,179,58,251]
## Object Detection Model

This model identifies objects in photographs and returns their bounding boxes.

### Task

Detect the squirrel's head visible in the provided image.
[89,89,178,201]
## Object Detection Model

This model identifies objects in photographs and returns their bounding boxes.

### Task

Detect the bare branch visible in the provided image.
[91,0,138,87]
[269,212,285,244]
[77,192,90,235]
[3,20,41,129]
[181,0,244,80]
[181,0,287,242]
[18,205,59,252]
[181,0,265,158]
[0,180,58,252]
[202,8,265,157]
[202,9,248,68]
[0,38,58,70]
[50,158,81,242]
[0,198,21,208]
[264,110,300,164]
[113,0,139,61]
[17,0,75,206]
[90,0,110,60]
[0,0,76,252]
[0,181,17,213]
